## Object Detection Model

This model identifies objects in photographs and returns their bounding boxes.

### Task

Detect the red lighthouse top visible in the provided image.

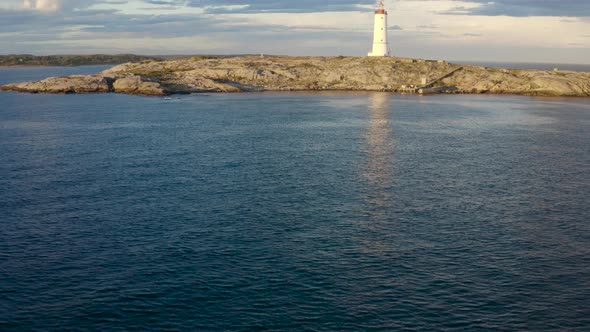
[375,1,387,15]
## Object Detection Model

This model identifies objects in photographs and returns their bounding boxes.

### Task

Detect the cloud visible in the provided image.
[445,0,590,17]
[185,0,375,13]
[417,24,439,30]
[8,0,590,16]
[23,0,59,11]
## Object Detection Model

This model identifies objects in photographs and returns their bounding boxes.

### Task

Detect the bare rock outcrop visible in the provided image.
[439,66,590,96]
[112,75,167,96]
[0,74,112,94]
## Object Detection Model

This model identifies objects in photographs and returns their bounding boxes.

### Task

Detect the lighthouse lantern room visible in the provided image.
[368,1,391,57]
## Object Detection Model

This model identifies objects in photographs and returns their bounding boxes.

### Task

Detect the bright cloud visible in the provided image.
[23,0,59,11]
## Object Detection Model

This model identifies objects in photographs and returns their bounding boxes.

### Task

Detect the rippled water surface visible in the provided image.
[1,67,590,331]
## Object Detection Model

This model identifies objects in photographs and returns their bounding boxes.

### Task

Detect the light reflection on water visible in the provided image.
[353,93,397,257]
[362,93,395,212]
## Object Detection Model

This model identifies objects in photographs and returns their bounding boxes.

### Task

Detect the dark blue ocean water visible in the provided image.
[1,67,590,331]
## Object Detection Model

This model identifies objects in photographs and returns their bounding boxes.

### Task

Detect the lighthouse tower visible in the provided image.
[368,1,391,57]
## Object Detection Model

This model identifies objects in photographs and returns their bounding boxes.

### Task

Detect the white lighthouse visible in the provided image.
[368,1,391,57]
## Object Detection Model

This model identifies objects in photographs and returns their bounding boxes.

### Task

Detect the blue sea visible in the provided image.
[1,66,590,331]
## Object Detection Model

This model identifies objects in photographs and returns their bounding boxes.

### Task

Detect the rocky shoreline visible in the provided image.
[2,56,589,97]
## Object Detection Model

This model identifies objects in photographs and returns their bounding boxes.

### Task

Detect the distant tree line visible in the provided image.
[0,54,160,66]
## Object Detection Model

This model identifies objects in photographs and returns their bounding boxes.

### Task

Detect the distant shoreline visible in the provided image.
[0,54,158,68]
[0,64,122,68]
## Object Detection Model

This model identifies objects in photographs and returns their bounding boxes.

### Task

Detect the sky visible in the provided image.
[0,0,589,63]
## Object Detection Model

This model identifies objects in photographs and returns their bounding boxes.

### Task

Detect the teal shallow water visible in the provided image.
[1,67,590,331]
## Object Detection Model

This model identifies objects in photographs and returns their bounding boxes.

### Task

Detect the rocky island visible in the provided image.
[1,56,589,97]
